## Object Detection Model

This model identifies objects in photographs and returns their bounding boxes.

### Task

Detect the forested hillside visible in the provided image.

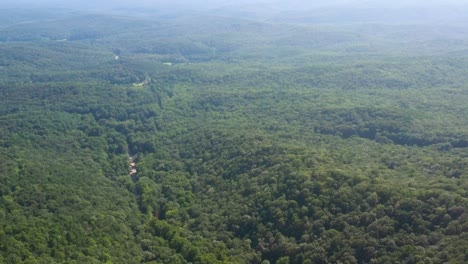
[0,7,467,264]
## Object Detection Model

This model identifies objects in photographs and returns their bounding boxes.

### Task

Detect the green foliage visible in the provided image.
[0,8,467,264]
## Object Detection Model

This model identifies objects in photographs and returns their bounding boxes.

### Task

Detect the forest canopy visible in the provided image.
[0,4,467,264]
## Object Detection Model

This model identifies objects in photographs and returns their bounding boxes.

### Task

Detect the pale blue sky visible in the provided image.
[2,0,468,25]
[3,0,468,9]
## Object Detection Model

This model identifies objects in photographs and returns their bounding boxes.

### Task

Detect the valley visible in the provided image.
[0,5,467,264]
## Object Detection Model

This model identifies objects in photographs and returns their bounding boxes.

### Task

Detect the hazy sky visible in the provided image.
[3,0,468,9]
[2,0,468,25]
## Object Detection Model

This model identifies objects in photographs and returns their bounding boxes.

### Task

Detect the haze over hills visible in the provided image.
[3,0,468,24]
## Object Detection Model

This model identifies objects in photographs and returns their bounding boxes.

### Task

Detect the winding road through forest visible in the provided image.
[129,156,137,182]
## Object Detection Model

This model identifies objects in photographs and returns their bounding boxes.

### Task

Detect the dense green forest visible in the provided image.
[0,6,467,264]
